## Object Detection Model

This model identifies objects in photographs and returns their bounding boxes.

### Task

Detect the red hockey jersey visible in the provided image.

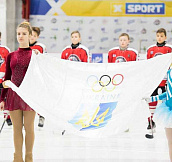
[61,44,89,62]
[108,47,138,63]
[30,42,47,53]
[147,43,172,86]
[0,45,10,83]
[147,44,172,59]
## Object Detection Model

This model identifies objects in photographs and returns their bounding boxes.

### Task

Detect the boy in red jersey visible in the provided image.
[30,27,46,53]
[108,33,138,63]
[30,27,47,127]
[146,28,172,133]
[61,30,89,62]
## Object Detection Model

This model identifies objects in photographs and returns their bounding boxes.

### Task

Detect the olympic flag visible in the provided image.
[7,53,172,137]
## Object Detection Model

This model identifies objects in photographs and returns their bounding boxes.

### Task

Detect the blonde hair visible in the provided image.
[17,21,32,35]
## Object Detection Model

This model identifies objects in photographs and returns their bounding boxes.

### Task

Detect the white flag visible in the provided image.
[7,53,172,137]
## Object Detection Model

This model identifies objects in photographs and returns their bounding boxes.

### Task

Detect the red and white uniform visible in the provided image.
[61,44,89,62]
[0,45,10,120]
[108,47,138,63]
[0,45,10,83]
[30,42,47,54]
[147,43,172,86]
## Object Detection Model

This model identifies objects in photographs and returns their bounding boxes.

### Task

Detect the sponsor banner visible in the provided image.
[30,0,172,17]
[125,3,165,15]
[111,1,171,17]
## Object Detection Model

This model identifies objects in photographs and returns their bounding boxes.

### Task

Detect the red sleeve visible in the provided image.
[108,51,113,63]
[0,54,12,102]
[3,48,10,69]
[1,49,10,83]
[147,48,152,59]
[61,49,67,60]
[3,48,10,57]
[31,45,43,53]
[132,52,137,61]
[81,50,88,62]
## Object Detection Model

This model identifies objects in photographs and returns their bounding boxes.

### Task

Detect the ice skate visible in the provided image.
[38,116,45,127]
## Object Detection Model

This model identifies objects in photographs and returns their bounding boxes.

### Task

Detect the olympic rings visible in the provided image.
[99,75,111,87]
[112,74,124,86]
[92,80,103,92]
[87,75,98,87]
[87,74,124,92]
[104,84,116,92]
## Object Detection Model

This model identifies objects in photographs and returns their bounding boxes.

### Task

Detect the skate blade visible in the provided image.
[145,134,154,139]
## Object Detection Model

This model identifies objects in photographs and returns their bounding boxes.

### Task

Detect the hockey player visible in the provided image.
[146,28,172,132]
[30,27,47,127]
[29,27,46,53]
[108,33,138,63]
[0,41,11,126]
[61,30,90,62]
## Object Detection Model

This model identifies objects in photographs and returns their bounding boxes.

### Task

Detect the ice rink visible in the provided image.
[0,113,170,162]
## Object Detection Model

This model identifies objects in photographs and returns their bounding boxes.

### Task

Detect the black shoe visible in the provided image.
[6,118,12,126]
[147,120,156,130]
[62,130,65,135]
[38,116,45,127]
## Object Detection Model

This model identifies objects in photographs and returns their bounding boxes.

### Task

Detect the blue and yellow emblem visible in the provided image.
[69,102,117,131]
